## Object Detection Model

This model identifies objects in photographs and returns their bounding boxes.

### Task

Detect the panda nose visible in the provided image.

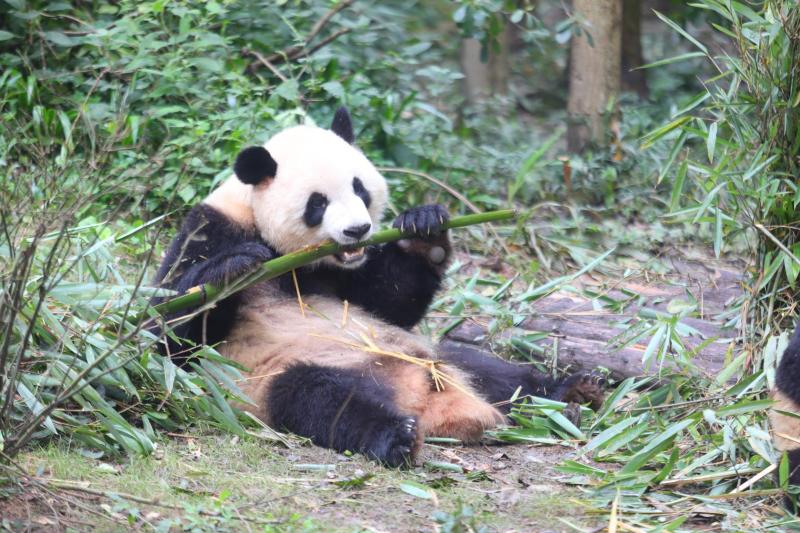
[343,223,371,240]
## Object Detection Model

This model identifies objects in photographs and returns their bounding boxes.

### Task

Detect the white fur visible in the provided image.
[204,175,254,226]
[203,125,388,266]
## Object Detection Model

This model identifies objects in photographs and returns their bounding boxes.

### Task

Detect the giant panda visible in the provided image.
[770,325,800,504]
[154,107,604,466]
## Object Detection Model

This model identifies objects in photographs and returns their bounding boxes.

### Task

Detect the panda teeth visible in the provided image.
[336,247,365,264]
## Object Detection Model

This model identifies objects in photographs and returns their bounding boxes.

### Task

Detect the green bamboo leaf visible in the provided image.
[641,116,691,149]
[620,418,695,474]
[652,447,680,484]
[596,421,651,456]
[544,409,584,440]
[508,127,563,202]
[642,324,666,366]
[163,357,177,395]
[653,11,708,54]
[515,248,615,302]
[714,203,723,258]
[715,398,773,417]
[16,382,58,435]
[557,460,607,477]
[780,452,790,487]
[399,481,435,499]
[593,377,650,426]
[658,131,686,185]
[692,182,726,224]
[582,415,643,455]
[638,51,706,69]
[706,121,718,163]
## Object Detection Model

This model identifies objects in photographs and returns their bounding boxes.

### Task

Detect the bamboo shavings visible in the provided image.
[308,330,474,397]
[291,268,306,318]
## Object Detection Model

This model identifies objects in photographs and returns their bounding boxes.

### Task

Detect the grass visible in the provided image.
[8,432,599,532]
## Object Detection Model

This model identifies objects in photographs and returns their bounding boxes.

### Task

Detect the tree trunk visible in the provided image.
[490,25,511,97]
[460,23,512,104]
[566,0,622,153]
[460,38,492,104]
[621,0,649,97]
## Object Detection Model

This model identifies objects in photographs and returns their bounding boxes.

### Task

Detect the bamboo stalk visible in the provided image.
[143,209,516,320]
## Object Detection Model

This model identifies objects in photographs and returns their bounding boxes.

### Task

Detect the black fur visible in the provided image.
[303,192,329,227]
[393,204,448,236]
[153,204,275,358]
[268,363,416,466]
[332,241,445,328]
[331,106,354,144]
[438,341,604,414]
[352,177,371,208]
[234,146,277,185]
[438,341,561,411]
[776,324,800,405]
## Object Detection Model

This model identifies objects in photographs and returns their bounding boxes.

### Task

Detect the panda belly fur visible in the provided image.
[223,286,504,448]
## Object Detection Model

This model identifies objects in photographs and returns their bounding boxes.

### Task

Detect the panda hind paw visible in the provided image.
[366,416,418,468]
[557,371,606,412]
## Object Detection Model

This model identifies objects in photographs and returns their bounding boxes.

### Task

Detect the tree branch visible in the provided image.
[246,0,354,70]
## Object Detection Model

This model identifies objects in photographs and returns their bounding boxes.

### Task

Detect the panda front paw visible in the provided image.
[196,242,275,286]
[393,204,449,237]
[393,205,451,267]
[363,416,418,467]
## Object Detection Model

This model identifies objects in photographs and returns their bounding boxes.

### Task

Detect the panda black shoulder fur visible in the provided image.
[155,107,604,466]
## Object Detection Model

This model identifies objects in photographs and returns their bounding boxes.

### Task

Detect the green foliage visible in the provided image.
[492,366,786,530]
[432,501,489,533]
[0,160,255,456]
[655,1,800,341]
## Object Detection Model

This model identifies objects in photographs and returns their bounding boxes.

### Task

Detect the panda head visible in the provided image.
[233,107,388,269]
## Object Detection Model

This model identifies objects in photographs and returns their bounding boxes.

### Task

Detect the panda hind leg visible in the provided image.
[418,387,505,443]
[438,341,606,413]
[267,363,419,467]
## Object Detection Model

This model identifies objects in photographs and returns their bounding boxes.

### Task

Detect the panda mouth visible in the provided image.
[334,247,366,265]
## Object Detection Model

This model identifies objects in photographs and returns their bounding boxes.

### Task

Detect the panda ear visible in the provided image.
[331,106,355,144]
[234,146,277,185]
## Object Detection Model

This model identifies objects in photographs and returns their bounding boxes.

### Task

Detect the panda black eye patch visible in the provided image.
[352,177,371,208]
[303,192,329,227]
